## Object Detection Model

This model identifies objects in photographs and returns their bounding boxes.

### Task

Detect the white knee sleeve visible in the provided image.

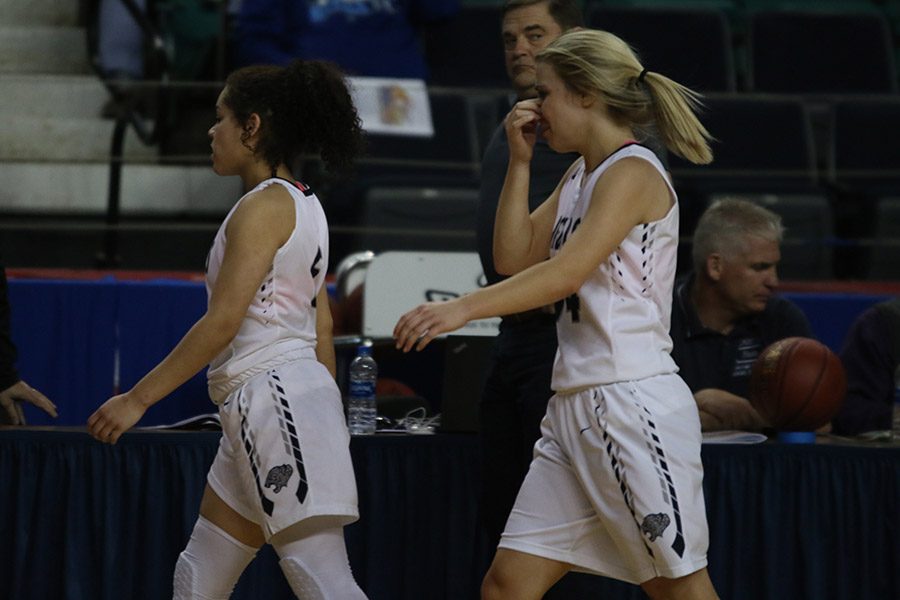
[278,557,328,600]
[172,516,258,600]
[273,528,367,600]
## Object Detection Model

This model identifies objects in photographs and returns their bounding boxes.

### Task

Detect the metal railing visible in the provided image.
[83,0,174,266]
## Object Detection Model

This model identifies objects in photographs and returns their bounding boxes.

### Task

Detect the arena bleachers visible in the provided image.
[587,5,737,92]
[747,10,896,94]
[0,0,898,278]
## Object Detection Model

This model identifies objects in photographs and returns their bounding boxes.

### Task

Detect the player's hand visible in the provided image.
[87,392,147,444]
[695,388,767,432]
[393,300,469,353]
[0,380,57,425]
[505,99,542,163]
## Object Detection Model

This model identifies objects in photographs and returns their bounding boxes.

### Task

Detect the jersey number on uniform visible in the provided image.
[310,247,323,308]
[551,215,583,322]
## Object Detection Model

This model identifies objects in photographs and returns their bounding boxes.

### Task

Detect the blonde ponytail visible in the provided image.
[641,70,713,164]
[537,29,713,165]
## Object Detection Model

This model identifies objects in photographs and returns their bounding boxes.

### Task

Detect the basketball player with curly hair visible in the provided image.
[88,60,368,599]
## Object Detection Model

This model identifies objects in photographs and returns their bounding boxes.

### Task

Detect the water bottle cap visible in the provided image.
[357,344,373,356]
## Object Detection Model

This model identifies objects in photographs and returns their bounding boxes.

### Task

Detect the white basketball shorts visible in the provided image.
[499,373,709,584]
[207,359,359,540]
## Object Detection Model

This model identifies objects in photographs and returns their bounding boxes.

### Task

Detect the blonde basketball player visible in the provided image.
[88,60,367,599]
[394,30,719,600]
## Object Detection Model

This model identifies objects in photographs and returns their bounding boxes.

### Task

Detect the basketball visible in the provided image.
[748,337,847,431]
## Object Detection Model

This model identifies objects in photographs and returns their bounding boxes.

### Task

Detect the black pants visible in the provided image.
[478,317,557,549]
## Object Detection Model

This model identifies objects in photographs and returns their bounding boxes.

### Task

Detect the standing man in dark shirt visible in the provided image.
[0,264,57,425]
[670,198,811,431]
[475,0,582,552]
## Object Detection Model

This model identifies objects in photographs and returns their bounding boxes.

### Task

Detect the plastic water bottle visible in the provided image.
[892,366,900,442]
[348,344,377,435]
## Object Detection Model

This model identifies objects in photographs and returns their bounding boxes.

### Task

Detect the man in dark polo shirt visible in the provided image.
[670,198,812,431]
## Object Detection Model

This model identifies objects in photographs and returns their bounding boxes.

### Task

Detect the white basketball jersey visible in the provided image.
[550,144,679,391]
[206,178,329,400]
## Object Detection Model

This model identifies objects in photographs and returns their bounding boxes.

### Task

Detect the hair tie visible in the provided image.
[638,68,649,84]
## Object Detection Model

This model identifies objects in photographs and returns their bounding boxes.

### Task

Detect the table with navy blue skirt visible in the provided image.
[0,428,897,600]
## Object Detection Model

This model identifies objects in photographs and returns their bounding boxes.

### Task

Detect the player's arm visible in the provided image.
[396,158,668,350]
[131,188,293,402]
[493,100,575,275]
[87,187,294,443]
[314,283,337,379]
[492,158,570,276]
[0,381,57,425]
[482,158,669,316]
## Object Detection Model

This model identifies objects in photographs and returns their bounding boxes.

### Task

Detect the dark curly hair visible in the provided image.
[223,60,365,177]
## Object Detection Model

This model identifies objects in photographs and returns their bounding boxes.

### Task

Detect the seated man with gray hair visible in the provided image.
[670,198,812,431]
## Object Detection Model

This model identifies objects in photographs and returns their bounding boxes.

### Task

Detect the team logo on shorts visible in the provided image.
[265,464,294,493]
[640,513,671,542]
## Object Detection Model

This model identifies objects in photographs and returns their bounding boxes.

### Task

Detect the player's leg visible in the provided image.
[199,482,267,546]
[173,485,264,600]
[641,567,719,600]
[482,548,569,600]
[569,377,715,592]
[270,517,366,599]
[490,394,628,595]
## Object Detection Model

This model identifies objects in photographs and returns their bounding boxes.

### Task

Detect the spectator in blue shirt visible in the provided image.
[232,0,460,80]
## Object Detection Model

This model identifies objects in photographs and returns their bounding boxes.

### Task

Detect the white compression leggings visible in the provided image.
[273,527,367,600]
[172,516,366,600]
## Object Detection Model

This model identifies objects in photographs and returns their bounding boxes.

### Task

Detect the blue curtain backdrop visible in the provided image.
[7,278,209,427]
[7,279,118,425]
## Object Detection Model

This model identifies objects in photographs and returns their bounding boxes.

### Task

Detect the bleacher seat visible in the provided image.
[590,0,736,8]
[667,95,818,246]
[748,10,897,94]
[320,91,481,242]
[468,91,514,160]
[824,98,900,278]
[357,186,479,253]
[868,197,900,280]
[741,0,881,12]
[588,5,737,92]
[424,6,507,89]
[829,97,900,196]
[360,92,481,184]
[669,95,818,194]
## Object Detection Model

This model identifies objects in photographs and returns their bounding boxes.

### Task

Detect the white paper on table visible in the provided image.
[701,430,768,444]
